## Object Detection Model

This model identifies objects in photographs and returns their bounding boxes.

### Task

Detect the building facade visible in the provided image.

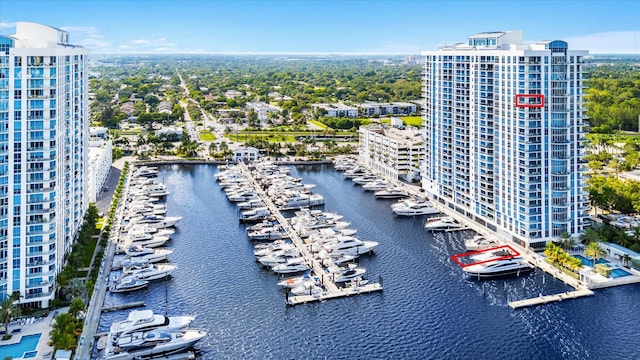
[88,137,112,203]
[359,125,424,183]
[421,31,589,248]
[312,103,359,118]
[0,23,89,305]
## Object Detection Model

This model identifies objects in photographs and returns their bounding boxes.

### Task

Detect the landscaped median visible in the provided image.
[543,242,582,280]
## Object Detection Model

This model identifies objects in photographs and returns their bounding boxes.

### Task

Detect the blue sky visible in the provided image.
[1,0,639,54]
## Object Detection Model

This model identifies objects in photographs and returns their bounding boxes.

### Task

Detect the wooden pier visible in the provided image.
[286,283,383,305]
[101,301,146,312]
[236,163,383,305]
[508,288,594,309]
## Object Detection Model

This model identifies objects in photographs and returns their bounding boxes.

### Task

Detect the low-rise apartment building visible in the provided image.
[359,125,424,183]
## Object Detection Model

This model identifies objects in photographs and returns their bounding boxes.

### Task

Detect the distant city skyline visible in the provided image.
[1,0,639,54]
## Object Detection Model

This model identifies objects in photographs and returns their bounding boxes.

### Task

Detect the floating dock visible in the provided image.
[508,288,594,309]
[101,301,146,312]
[286,283,383,305]
[236,163,383,305]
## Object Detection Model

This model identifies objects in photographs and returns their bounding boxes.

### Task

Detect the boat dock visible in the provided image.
[235,163,383,305]
[286,283,384,305]
[101,301,146,312]
[508,288,594,309]
[368,169,607,310]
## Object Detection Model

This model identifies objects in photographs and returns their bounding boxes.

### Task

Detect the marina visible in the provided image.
[227,162,383,305]
[89,163,640,359]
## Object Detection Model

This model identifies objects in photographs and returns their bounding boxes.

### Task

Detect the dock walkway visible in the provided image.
[361,163,603,310]
[236,163,382,305]
[508,288,594,309]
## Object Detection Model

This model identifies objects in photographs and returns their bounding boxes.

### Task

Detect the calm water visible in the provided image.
[95,164,640,359]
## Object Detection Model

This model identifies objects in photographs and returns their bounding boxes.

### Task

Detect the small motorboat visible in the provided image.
[110,277,149,293]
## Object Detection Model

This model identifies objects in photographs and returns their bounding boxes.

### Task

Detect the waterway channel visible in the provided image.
[94,163,640,359]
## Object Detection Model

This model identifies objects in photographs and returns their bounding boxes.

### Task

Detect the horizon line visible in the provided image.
[88,51,640,56]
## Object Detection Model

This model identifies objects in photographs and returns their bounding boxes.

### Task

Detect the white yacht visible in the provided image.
[362,180,389,192]
[253,242,296,257]
[110,277,149,293]
[272,258,310,274]
[227,190,260,203]
[289,282,323,297]
[124,246,173,263]
[274,193,325,210]
[133,166,158,178]
[237,198,264,210]
[392,199,440,216]
[277,273,320,288]
[126,203,167,216]
[240,207,272,223]
[109,309,195,339]
[322,236,379,256]
[374,187,408,199]
[462,257,534,279]
[123,235,169,249]
[333,267,367,283]
[424,216,463,231]
[126,215,182,229]
[247,227,284,241]
[352,174,378,185]
[126,230,171,245]
[104,329,207,360]
[464,235,499,251]
[123,263,177,281]
[128,224,175,237]
[343,166,368,179]
[257,248,301,267]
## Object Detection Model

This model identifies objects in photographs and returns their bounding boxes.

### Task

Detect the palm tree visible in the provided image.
[632,227,640,245]
[66,278,85,302]
[558,232,575,251]
[579,227,602,245]
[49,313,80,351]
[585,241,606,268]
[0,292,20,336]
[544,242,561,262]
[622,254,632,268]
[68,297,86,320]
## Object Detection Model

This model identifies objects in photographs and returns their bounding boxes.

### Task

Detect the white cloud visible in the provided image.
[59,25,113,53]
[563,31,640,54]
[0,21,16,29]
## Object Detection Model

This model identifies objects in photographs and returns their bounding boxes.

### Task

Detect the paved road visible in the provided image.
[76,158,130,359]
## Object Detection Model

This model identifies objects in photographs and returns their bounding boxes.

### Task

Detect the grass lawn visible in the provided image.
[199,131,216,141]
[81,236,99,267]
[224,133,297,142]
[400,116,423,127]
[308,120,329,129]
[111,129,147,136]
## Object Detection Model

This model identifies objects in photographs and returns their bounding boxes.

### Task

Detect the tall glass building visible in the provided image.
[421,31,589,249]
[0,23,89,306]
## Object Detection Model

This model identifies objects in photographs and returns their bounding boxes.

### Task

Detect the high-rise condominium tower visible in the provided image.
[0,22,89,306]
[421,31,589,249]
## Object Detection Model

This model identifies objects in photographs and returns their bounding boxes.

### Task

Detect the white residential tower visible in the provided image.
[421,31,589,249]
[0,23,89,306]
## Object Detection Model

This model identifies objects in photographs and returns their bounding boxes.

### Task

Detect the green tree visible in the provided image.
[622,254,632,267]
[68,297,86,319]
[584,241,606,268]
[0,292,20,336]
[558,232,575,251]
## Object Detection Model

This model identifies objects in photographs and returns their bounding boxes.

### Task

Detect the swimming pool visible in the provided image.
[0,333,41,359]
[575,254,610,267]
[611,268,633,278]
